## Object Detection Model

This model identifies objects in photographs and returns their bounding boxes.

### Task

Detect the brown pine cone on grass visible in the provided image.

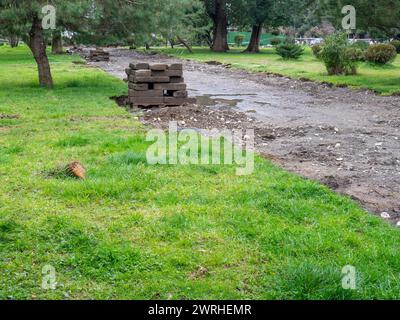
[66,161,86,180]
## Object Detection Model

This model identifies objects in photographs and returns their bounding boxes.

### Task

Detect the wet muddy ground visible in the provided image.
[88,48,400,223]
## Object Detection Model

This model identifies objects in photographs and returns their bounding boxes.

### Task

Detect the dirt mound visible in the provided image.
[140,104,256,130]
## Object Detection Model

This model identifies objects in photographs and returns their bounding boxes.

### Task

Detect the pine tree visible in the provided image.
[0,1,91,88]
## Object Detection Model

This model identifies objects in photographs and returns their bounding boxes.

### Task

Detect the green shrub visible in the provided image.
[390,40,400,53]
[369,28,387,40]
[234,34,245,47]
[275,43,304,59]
[270,38,282,46]
[364,44,397,64]
[320,33,357,75]
[350,41,369,50]
[311,44,323,59]
[271,29,280,36]
[344,47,365,61]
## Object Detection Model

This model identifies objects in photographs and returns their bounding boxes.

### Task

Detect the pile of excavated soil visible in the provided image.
[140,104,256,130]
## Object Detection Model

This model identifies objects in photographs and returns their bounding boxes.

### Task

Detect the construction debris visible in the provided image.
[89,49,110,62]
[125,63,195,107]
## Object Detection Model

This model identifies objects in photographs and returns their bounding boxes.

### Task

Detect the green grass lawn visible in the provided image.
[1,46,400,300]
[152,46,400,95]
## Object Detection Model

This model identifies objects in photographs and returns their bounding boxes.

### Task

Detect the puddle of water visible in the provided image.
[207,93,258,97]
[196,94,242,108]
[254,101,271,106]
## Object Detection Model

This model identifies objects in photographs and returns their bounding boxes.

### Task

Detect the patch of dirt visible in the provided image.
[140,104,256,130]
[189,266,209,280]
[0,127,11,133]
[93,48,400,224]
[110,95,129,107]
[320,175,352,190]
[205,60,223,66]
[0,113,20,119]
[69,114,131,122]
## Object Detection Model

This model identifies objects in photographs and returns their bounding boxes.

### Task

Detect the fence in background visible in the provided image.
[228,32,285,46]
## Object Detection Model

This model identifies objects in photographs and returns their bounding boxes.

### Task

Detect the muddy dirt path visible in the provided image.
[89,48,400,223]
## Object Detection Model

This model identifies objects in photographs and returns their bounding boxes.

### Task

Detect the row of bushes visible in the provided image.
[311,34,398,75]
[313,41,398,64]
[238,32,398,75]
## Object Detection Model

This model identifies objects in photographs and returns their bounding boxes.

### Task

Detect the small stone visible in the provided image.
[336,158,344,161]
[396,221,400,227]
[381,212,390,219]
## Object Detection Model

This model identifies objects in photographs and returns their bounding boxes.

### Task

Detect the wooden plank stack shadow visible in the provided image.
[126,63,195,107]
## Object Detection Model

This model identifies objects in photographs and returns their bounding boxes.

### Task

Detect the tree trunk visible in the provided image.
[177,36,193,53]
[51,32,63,54]
[244,24,262,53]
[28,16,54,88]
[211,0,229,52]
[8,36,19,48]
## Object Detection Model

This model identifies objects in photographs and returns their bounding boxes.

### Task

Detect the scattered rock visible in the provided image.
[380,212,390,219]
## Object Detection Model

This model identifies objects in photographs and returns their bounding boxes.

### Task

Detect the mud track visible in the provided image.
[89,48,400,223]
